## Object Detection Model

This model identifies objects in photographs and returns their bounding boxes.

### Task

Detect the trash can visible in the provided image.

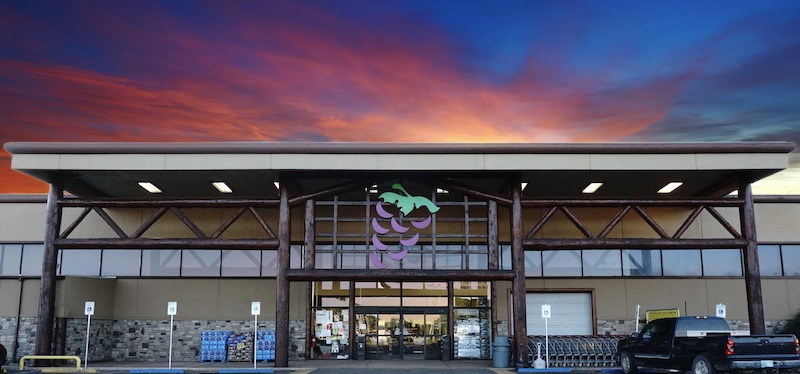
[440,335,450,361]
[492,336,510,368]
[356,335,366,360]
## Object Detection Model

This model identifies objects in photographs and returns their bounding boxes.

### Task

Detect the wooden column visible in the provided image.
[511,178,527,367]
[275,180,291,367]
[740,180,765,334]
[488,200,499,338]
[304,199,315,359]
[35,177,63,356]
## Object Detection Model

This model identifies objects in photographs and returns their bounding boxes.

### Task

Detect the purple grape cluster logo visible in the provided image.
[371,183,440,269]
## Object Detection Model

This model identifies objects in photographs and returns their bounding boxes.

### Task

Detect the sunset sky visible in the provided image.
[1,0,799,193]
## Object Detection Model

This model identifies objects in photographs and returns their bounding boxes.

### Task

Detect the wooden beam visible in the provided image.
[59,198,280,208]
[286,269,515,281]
[671,206,704,239]
[288,179,373,207]
[275,178,291,367]
[631,206,669,238]
[93,207,129,238]
[304,200,315,269]
[210,207,247,239]
[488,200,499,270]
[511,177,527,367]
[36,177,63,356]
[598,206,631,239]
[170,207,207,238]
[523,238,747,249]
[418,178,512,206]
[249,207,277,239]
[740,180,765,334]
[54,238,278,249]
[131,207,169,238]
[558,206,593,238]
[705,206,743,239]
[58,207,91,239]
[522,198,743,207]
[526,206,557,239]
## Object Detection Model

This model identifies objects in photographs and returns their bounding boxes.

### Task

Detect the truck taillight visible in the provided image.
[726,337,735,355]
[795,337,799,355]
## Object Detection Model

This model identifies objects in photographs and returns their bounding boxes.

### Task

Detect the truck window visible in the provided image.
[675,317,730,332]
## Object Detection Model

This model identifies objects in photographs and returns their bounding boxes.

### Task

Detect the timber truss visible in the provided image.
[54,198,281,249]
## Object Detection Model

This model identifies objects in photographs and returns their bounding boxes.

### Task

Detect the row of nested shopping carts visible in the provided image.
[527,335,624,367]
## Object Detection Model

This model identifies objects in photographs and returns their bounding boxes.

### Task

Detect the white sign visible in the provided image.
[84,301,95,316]
[716,303,726,318]
[251,301,261,316]
[542,304,551,319]
[167,301,177,316]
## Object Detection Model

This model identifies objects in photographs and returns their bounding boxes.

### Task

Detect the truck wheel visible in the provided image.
[691,355,715,374]
[620,351,638,374]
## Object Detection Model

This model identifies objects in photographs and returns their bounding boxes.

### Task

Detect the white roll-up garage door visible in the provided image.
[526,292,593,335]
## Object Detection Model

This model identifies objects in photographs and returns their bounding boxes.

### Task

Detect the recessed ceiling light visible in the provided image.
[658,182,683,194]
[582,182,603,194]
[273,182,280,190]
[367,184,378,194]
[211,181,232,193]
[436,188,448,194]
[138,182,162,194]
[521,182,528,191]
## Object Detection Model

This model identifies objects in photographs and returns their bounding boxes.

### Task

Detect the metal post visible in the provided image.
[168,314,174,369]
[84,314,91,368]
[253,313,258,369]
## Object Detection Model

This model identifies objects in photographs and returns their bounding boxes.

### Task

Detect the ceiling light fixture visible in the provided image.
[658,182,683,194]
[138,182,162,194]
[436,188,448,194]
[211,181,233,193]
[273,182,280,190]
[521,182,528,191]
[582,182,603,194]
[368,184,378,194]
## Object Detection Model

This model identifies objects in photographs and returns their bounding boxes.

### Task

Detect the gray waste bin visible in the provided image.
[356,335,365,360]
[492,336,510,368]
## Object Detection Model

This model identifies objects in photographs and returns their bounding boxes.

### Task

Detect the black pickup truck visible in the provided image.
[617,316,800,374]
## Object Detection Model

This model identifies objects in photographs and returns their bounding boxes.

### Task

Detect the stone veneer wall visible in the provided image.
[0,317,37,360]
[597,319,788,336]
[0,319,305,363]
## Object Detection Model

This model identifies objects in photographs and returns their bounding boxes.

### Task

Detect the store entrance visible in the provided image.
[356,308,447,360]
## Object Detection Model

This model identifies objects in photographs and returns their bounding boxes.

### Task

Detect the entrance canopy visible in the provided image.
[4,142,795,198]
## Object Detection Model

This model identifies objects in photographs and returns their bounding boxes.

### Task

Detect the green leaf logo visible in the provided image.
[378,183,440,215]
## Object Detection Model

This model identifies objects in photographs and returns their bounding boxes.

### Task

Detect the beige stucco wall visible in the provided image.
[50,278,307,320]
[0,203,46,241]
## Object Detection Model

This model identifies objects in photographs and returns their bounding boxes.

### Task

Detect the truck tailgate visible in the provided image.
[731,335,798,357]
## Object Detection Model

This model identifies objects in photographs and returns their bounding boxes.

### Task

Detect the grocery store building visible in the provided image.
[1,142,799,367]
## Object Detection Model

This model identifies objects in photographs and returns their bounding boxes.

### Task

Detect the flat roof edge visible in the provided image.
[4,141,797,155]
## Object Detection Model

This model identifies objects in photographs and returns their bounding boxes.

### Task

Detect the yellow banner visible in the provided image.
[646,308,680,322]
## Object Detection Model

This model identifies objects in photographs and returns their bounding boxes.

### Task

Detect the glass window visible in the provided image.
[291,245,303,269]
[758,245,782,276]
[501,245,511,270]
[341,252,367,269]
[468,253,488,269]
[524,251,542,276]
[181,249,220,277]
[316,251,334,269]
[141,249,180,276]
[662,249,701,276]
[221,250,261,277]
[435,253,461,270]
[583,249,621,276]
[623,249,662,276]
[0,244,22,275]
[59,249,101,276]
[702,249,742,276]
[782,245,800,276]
[101,250,141,276]
[20,244,44,276]
[262,250,277,276]
[542,250,582,276]
[402,252,422,269]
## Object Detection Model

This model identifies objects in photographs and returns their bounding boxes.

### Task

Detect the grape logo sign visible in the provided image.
[371,183,440,269]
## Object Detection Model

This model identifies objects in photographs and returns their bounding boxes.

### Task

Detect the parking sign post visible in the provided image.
[84,301,95,369]
[167,302,177,369]
[542,304,551,368]
[252,301,261,369]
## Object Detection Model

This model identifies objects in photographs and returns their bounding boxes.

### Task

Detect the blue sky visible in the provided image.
[1,0,798,192]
